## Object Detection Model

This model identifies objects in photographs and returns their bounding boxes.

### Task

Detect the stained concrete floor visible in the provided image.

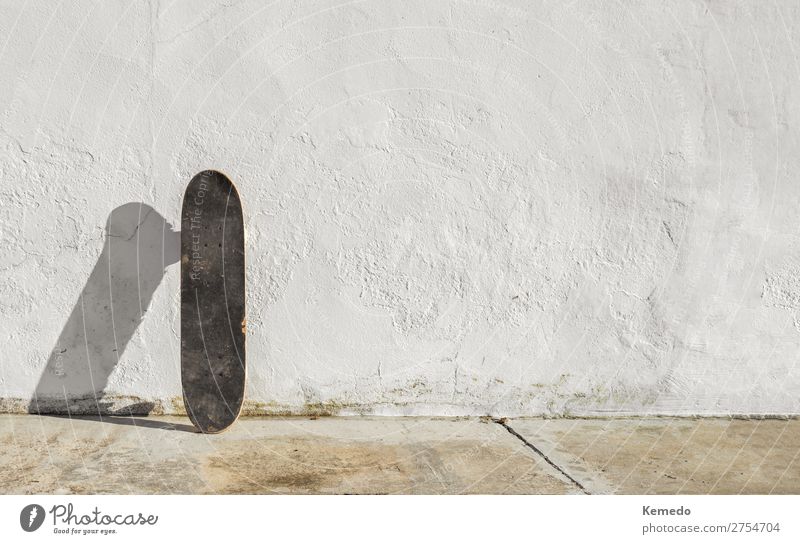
[0,415,797,494]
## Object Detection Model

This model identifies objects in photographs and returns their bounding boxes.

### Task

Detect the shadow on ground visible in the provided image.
[44,414,197,433]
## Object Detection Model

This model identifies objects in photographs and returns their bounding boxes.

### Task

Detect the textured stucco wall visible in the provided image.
[2,0,800,416]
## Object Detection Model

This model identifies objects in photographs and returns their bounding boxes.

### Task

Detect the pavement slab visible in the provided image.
[505,418,800,494]
[0,415,576,494]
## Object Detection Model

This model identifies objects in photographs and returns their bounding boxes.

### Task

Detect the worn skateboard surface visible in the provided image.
[181,170,245,433]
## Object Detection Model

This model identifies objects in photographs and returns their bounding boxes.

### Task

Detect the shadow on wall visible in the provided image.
[29,203,179,416]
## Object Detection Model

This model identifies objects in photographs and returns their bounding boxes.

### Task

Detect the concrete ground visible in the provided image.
[1,415,797,494]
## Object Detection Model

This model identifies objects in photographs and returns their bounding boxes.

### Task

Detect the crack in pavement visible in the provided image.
[494,418,589,495]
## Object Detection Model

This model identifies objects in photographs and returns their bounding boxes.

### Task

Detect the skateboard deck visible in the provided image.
[181,170,246,433]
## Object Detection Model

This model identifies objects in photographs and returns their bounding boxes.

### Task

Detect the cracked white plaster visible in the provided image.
[1,0,799,416]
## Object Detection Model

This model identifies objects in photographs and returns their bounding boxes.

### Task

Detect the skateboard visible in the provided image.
[181,170,246,433]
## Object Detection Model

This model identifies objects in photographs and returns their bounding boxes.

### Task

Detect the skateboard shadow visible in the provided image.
[29,203,180,418]
[42,414,197,433]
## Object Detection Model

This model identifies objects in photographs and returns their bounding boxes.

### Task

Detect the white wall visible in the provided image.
[2,0,799,416]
